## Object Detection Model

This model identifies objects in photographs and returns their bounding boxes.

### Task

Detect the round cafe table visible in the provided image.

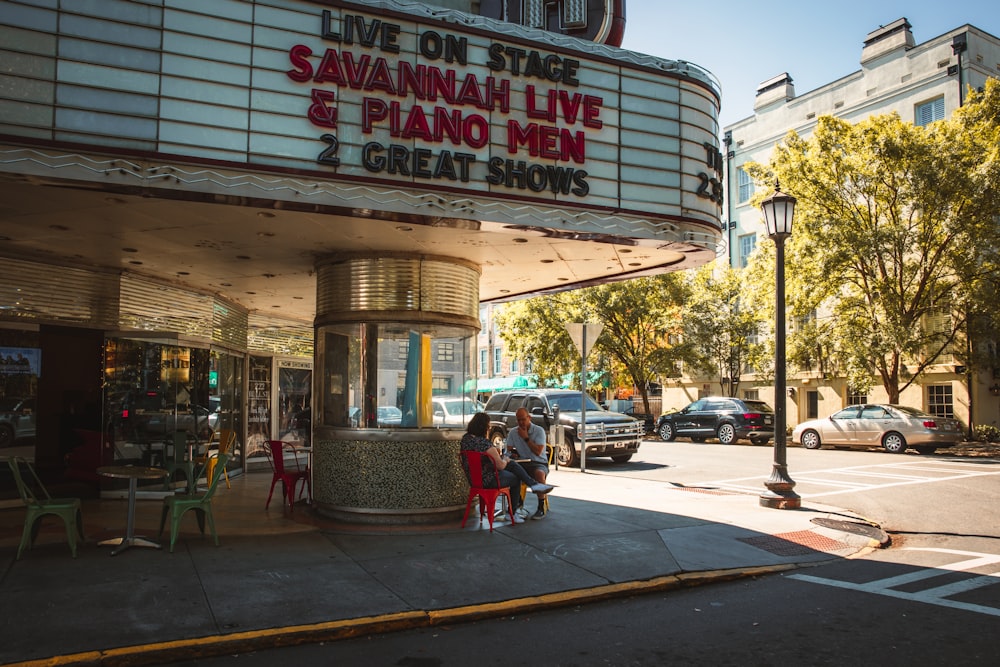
[97,465,169,556]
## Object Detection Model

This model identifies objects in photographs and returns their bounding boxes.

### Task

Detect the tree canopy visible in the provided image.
[745,78,1000,402]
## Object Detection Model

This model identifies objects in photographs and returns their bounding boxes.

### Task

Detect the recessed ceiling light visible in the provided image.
[257,232,275,238]
[129,260,142,265]
[177,271,189,276]
[500,289,510,293]
[540,259,554,264]
[122,247,138,253]
[396,226,413,232]
[558,277,569,281]
[257,211,275,218]
[293,296,303,300]
[513,238,528,243]
[619,248,632,253]
[628,262,641,267]
[246,291,256,295]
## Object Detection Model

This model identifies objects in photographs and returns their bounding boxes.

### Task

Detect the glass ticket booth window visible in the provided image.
[317,324,477,430]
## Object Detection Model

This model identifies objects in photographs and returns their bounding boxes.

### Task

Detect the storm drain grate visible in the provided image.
[738,530,849,556]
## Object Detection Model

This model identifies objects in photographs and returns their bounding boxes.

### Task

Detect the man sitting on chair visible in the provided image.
[507,407,550,521]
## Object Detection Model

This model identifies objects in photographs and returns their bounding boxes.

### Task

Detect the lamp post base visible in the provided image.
[759,464,801,509]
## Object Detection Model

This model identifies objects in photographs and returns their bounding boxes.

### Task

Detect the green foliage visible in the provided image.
[973,424,1000,443]
[745,78,1000,402]
[682,261,769,395]
[495,274,689,413]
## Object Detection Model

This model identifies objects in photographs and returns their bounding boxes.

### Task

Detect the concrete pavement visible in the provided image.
[0,464,885,666]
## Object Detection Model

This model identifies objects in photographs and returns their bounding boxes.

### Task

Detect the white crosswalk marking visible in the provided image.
[702,460,1000,498]
[789,548,1000,618]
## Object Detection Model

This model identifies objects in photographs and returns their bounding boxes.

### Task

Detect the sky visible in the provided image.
[619,0,1000,129]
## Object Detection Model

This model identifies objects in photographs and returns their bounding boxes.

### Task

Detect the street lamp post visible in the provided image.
[759,181,801,510]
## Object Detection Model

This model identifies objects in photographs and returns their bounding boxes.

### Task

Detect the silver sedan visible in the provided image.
[792,404,966,454]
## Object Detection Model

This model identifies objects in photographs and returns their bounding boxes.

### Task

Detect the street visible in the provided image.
[165,440,1000,666]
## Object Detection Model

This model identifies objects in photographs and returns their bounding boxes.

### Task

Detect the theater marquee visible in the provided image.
[276,1,722,226]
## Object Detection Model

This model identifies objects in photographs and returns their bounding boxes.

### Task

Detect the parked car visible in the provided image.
[118,391,217,441]
[792,404,966,454]
[431,396,483,426]
[0,397,36,447]
[484,389,644,466]
[377,405,403,426]
[656,397,774,445]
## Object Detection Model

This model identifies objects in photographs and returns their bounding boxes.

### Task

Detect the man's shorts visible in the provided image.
[521,460,549,477]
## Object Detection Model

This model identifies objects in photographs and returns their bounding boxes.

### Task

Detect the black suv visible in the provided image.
[484,389,644,467]
[656,397,774,445]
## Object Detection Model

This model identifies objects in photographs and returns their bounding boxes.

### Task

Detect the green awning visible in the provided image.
[556,370,606,389]
[475,375,537,392]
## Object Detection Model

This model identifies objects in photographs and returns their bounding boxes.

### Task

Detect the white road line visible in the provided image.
[789,548,1000,618]
[699,460,1000,498]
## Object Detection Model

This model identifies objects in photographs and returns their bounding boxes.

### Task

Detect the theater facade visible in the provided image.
[0,0,722,522]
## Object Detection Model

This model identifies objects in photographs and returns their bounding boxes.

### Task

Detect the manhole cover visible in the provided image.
[811,517,887,543]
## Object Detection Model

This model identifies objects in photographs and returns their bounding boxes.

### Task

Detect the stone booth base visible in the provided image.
[312,427,468,525]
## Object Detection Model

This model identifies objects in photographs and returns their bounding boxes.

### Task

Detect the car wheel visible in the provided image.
[658,422,675,441]
[490,430,505,450]
[882,431,907,454]
[716,423,736,445]
[610,454,633,463]
[800,429,822,450]
[915,446,937,455]
[556,435,579,467]
[0,424,13,448]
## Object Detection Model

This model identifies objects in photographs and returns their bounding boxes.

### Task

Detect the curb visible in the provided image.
[8,565,799,667]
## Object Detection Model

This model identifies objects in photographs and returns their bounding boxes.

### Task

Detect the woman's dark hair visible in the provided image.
[466,411,490,437]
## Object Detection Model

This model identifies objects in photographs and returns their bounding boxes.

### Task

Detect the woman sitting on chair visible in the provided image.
[460,412,554,524]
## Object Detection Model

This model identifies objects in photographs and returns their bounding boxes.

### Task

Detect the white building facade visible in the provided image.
[715,18,1000,432]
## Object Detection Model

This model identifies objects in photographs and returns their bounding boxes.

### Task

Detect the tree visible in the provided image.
[495,274,689,415]
[745,79,1000,403]
[682,261,769,395]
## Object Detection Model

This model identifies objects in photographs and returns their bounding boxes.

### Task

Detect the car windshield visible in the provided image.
[548,393,602,412]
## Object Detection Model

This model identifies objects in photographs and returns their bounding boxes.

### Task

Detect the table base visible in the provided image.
[99,535,162,556]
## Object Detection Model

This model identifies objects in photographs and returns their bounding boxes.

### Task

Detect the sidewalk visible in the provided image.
[0,466,885,667]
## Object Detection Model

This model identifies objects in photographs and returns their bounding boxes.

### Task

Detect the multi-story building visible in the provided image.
[711,18,1000,430]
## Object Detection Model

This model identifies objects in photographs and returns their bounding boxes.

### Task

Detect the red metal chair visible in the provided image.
[265,440,311,511]
[460,449,514,532]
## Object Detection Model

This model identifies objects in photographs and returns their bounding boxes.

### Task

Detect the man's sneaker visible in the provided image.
[511,511,525,524]
[531,507,546,520]
[515,506,530,520]
[529,482,555,494]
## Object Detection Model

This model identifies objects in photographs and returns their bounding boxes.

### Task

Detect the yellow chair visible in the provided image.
[516,444,555,512]
[7,456,85,559]
[197,429,236,489]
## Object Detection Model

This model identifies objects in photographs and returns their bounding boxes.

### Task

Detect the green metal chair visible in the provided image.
[163,430,194,492]
[7,456,85,559]
[158,452,230,552]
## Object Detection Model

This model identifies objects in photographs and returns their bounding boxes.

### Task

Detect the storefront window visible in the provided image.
[316,323,476,429]
[0,331,40,451]
[103,339,243,478]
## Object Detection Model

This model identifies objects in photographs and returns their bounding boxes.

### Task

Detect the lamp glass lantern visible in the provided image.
[760,183,796,239]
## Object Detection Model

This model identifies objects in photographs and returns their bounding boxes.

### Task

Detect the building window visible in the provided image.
[398,340,408,359]
[927,384,954,418]
[915,97,944,127]
[493,347,502,375]
[479,349,487,375]
[738,233,756,268]
[511,358,519,373]
[432,376,451,393]
[737,167,754,203]
[806,390,819,419]
[437,342,454,362]
[847,392,867,405]
[743,389,759,400]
